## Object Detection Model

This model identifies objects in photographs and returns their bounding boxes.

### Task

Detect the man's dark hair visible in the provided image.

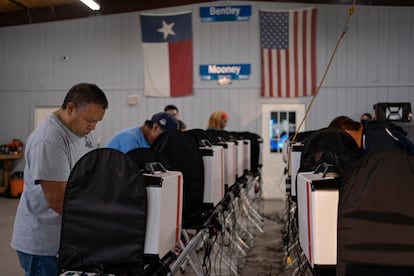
[329,116,361,131]
[361,113,372,120]
[164,104,178,113]
[360,112,372,123]
[62,83,108,110]
[144,120,154,129]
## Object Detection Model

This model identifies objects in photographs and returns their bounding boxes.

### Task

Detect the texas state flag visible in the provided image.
[140,12,193,97]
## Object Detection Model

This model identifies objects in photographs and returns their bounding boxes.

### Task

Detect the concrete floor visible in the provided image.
[0,196,20,276]
[0,196,307,276]
[239,199,300,276]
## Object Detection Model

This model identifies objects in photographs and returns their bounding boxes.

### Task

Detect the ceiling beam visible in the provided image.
[8,0,28,10]
[0,0,413,28]
[0,0,213,27]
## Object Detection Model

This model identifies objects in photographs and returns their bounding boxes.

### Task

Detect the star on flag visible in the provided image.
[157,20,176,40]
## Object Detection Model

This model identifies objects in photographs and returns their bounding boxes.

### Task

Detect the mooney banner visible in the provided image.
[260,8,317,98]
[140,12,193,97]
[200,64,251,80]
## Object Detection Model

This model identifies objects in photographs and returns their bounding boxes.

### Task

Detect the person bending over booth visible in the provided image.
[329,115,414,154]
[11,83,108,276]
[106,112,179,153]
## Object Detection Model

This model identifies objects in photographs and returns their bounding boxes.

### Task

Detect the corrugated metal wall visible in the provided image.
[0,2,413,148]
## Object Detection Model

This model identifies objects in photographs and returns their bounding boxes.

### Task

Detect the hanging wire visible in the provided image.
[283,4,357,273]
[291,0,357,143]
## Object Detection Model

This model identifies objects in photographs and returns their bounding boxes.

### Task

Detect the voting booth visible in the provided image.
[296,172,340,268]
[143,166,183,259]
[200,144,225,207]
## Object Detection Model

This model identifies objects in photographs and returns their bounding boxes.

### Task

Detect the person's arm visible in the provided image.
[40,180,66,215]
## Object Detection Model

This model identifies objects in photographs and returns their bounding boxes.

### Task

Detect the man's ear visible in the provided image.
[151,123,160,133]
[66,102,76,114]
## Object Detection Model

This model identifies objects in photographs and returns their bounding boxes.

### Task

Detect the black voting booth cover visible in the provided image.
[126,147,171,172]
[186,128,220,146]
[289,130,316,144]
[205,129,264,175]
[150,130,205,229]
[337,151,414,276]
[231,131,263,174]
[299,127,361,177]
[206,129,232,142]
[58,148,147,275]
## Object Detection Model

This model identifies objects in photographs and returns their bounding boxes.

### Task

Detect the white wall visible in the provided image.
[1,1,413,197]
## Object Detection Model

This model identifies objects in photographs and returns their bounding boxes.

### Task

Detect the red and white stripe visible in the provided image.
[261,8,317,98]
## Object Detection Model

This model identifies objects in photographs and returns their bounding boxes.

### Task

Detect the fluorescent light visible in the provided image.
[80,0,100,11]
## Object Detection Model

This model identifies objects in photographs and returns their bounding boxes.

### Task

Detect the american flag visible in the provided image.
[260,8,317,97]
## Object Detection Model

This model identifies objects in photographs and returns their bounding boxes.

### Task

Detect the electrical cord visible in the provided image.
[283,2,357,274]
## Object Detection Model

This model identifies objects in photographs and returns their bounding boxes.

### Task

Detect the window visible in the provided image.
[269,111,297,153]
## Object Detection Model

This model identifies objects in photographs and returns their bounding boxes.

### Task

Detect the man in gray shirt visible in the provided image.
[11,83,108,276]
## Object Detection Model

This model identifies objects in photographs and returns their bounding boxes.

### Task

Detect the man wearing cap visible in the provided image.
[106,112,179,153]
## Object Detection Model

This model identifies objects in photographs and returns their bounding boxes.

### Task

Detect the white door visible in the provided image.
[261,104,305,199]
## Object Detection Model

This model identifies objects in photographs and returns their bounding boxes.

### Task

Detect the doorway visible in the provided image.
[34,106,59,129]
[261,104,305,199]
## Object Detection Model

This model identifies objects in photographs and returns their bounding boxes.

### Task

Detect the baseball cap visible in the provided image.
[151,112,179,131]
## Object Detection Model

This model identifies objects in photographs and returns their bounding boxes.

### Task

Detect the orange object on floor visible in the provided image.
[9,178,23,198]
